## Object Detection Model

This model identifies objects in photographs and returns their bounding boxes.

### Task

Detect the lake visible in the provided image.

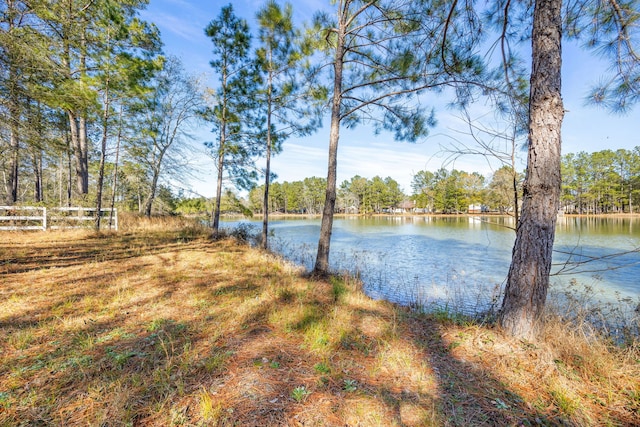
[223,216,640,314]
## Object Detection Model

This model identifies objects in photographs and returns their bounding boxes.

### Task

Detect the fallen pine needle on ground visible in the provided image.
[0,217,638,426]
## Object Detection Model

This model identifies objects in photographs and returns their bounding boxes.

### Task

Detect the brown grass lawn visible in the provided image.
[0,217,638,426]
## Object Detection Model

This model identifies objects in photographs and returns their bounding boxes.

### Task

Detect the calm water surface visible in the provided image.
[224,216,639,312]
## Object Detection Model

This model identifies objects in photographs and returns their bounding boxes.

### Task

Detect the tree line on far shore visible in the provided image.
[166,146,640,217]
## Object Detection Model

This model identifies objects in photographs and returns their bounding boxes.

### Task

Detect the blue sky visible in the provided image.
[140,0,639,198]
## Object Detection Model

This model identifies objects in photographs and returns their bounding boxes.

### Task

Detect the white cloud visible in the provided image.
[270,142,328,183]
[142,11,205,43]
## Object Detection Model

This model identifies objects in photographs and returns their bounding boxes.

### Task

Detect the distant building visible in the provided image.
[398,200,415,213]
[468,204,483,214]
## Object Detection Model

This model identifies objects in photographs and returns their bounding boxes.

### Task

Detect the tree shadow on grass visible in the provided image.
[0,232,630,426]
[0,231,211,274]
[404,314,551,426]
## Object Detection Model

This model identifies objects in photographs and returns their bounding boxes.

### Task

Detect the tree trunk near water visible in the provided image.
[498,0,564,339]
[313,32,344,276]
[212,153,225,237]
[261,72,273,250]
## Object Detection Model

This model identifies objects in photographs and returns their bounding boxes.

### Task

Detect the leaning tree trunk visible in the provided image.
[498,0,564,339]
[313,28,344,276]
[144,163,162,218]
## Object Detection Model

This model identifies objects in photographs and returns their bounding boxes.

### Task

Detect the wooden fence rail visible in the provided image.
[0,206,117,231]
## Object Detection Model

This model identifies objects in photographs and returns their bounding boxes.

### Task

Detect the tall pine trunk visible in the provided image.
[8,123,19,204]
[261,70,273,250]
[498,0,564,339]
[32,151,43,203]
[68,110,89,196]
[212,149,225,237]
[65,28,89,198]
[211,115,226,237]
[8,63,19,204]
[79,115,89,194]
[95,82,110,231]
[313,28,344,276]
[66,140,73,206]
[6,4,20,205]
[109,106,123,228]
[78,29,89,196]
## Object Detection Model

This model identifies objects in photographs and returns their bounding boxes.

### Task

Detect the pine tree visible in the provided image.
[255,0,323,249]
[205,4,259,237]
[91,1,161,229]
[498,0,639,338]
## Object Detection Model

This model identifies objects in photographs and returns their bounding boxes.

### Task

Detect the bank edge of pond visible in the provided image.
[215,214,640,344]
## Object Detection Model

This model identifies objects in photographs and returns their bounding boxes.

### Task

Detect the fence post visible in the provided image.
[43,207,47,230]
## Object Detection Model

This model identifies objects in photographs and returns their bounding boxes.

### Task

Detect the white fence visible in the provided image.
[0,206,118,231]
[0,206,47,230]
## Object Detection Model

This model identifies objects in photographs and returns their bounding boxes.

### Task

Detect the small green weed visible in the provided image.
[199,388,222,422]
[493,398,509,410]
[314,362,330,374]
[343,379,357,392]
[147,318,172,332]
[97,328,136,343]
[551,386,579,416]
[72,331,95,350]
[59,355,93,371]
[9,329,35,350]
[277,287,294,302]
[106,348,138,369]
[203,351,231,373]
[291,386,311,403]
[0,391,11,409]
[431,306,471,326]
[330,276,348,302]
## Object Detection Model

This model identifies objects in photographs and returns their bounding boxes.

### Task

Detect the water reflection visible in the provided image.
[224,216,640,314]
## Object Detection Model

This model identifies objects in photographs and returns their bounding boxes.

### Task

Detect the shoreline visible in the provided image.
[221,212,640,219]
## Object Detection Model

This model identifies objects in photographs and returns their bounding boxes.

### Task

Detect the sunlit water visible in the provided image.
[223,216,639,314]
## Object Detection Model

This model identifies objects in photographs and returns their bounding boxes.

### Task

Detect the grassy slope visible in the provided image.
[0,218,638,426]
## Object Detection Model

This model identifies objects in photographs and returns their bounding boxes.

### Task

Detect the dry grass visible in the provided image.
[0,216,638,426]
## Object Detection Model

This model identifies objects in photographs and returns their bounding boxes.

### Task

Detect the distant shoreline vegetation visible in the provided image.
[170,147,640,218]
